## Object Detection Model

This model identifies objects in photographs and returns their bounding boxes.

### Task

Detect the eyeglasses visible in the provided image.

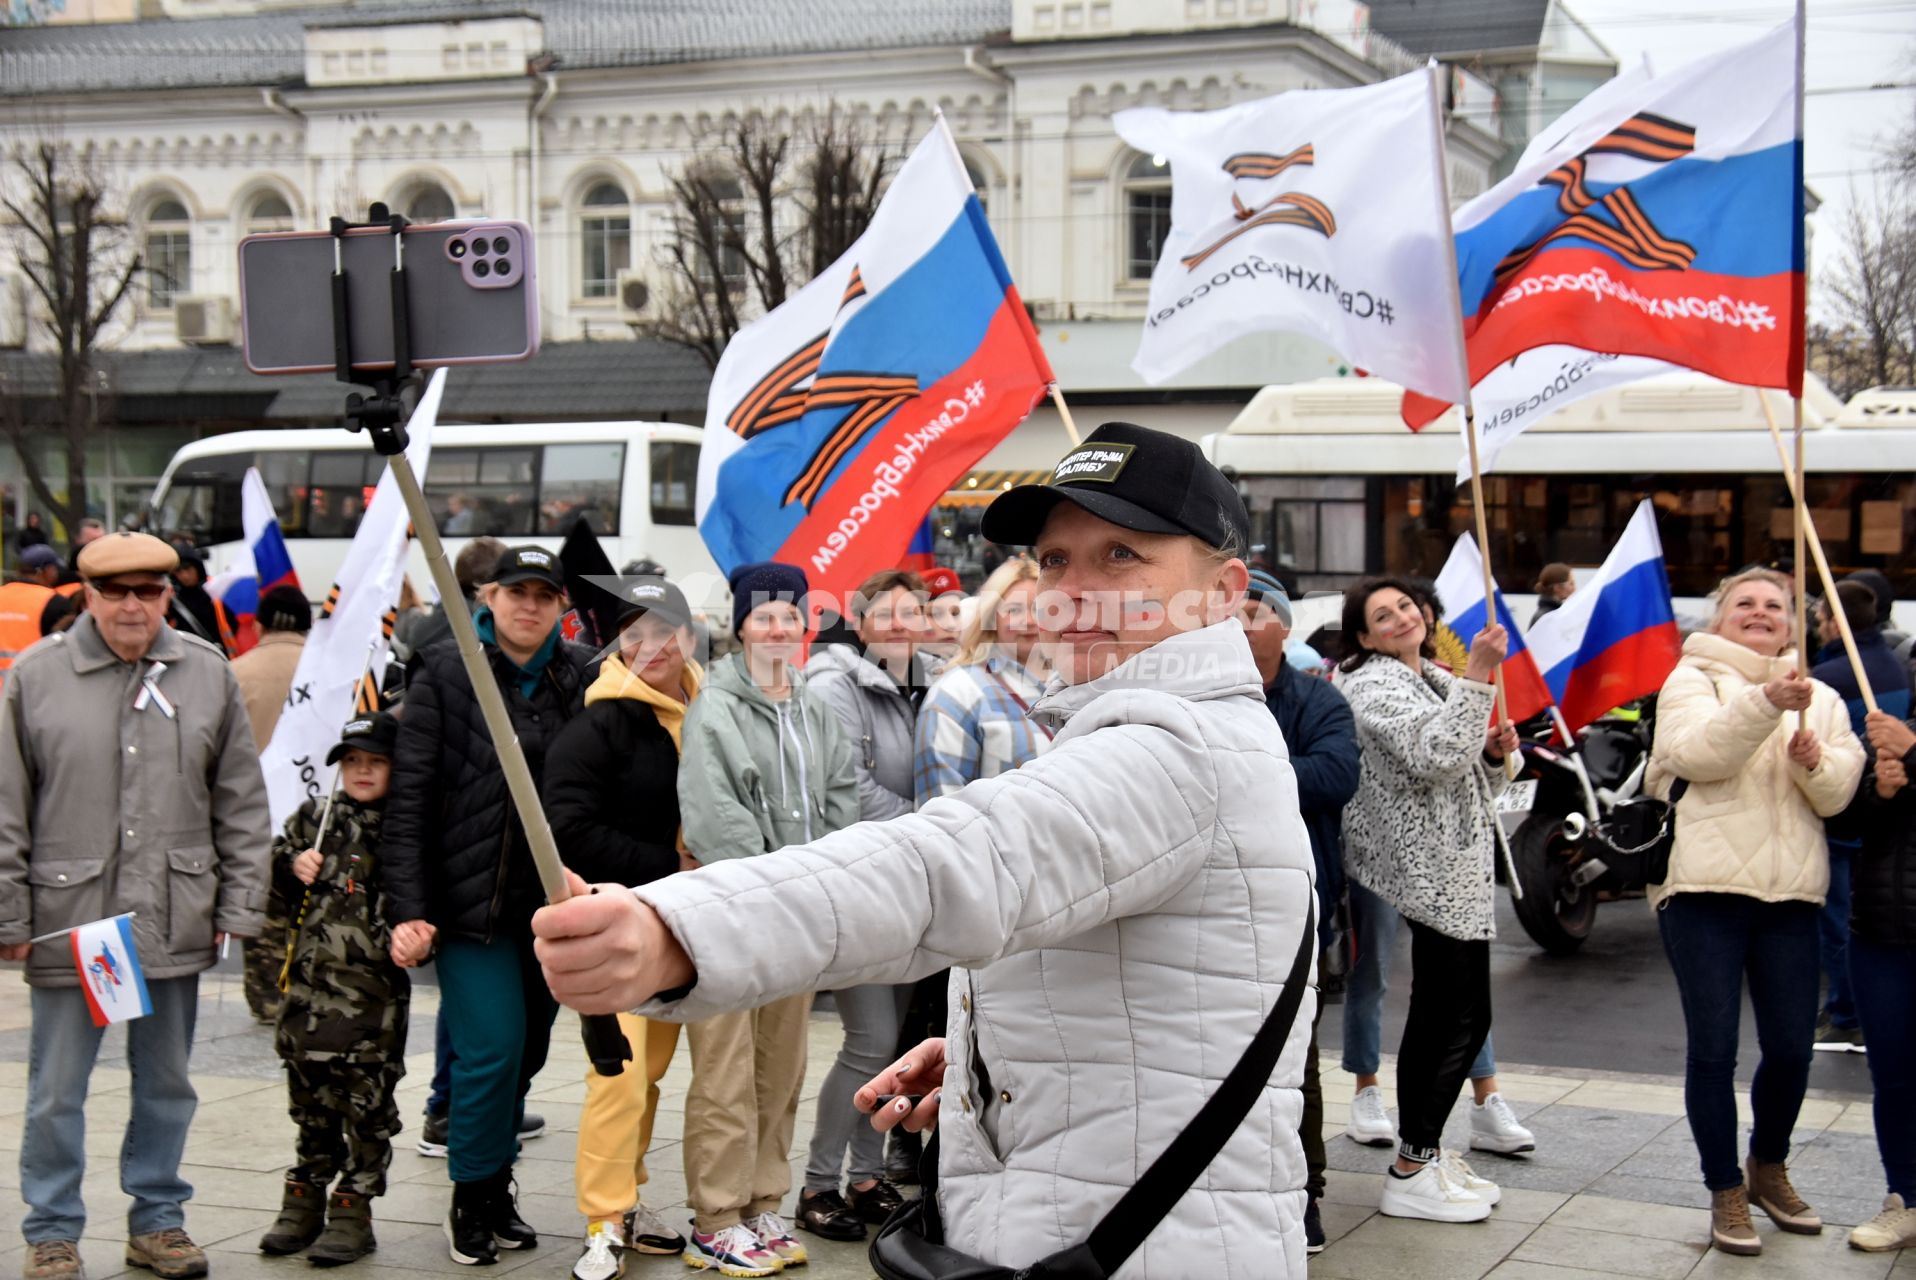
[90,581,169,602]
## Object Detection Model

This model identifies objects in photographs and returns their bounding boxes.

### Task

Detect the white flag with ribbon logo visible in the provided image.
[259,370,441,827]
[1115,67,1468,402]
[70,914,152,1027]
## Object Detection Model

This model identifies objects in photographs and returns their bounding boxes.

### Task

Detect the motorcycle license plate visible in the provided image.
[1496,780,1538,815]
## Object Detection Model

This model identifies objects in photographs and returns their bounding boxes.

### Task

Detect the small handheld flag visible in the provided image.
[1433,534,1554,726]
[1526,500,1682,735]
[70,915,152,1028]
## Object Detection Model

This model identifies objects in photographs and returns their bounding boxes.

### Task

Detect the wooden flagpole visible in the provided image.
[1422,59,1519,779]
[1050,385,1083,447]
[1464,407,1521,780]
[1758,392,1877,713]
[1785,0,1810,730]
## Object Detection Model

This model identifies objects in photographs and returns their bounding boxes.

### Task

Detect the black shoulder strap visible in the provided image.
[1027,906,1318,1278]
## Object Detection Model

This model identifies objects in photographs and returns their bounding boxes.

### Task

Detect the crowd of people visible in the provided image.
[0,423,1912,1280]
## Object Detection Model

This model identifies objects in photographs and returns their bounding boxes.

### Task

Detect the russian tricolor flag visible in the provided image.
[1527,501,1682,734]
[211,467,300,654]
[1404,16,1802,428]
[1434,533,1554,725]
[696,116,1054,603]
[71,914,153,1027]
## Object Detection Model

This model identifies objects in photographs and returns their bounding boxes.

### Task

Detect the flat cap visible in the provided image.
[77,531,180,579]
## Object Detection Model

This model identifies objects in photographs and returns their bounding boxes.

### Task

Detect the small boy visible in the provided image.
[258,711,409,1266]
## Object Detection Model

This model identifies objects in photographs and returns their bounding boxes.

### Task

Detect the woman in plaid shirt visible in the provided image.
[911,557,1056,805]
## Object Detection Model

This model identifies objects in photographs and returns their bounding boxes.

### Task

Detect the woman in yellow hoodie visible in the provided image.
[543,578,704,1280]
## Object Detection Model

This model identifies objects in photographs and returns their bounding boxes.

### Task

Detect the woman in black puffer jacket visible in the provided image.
[380,546,590,1265]
[543,578,701,1267]
[1845,709,1916,1253]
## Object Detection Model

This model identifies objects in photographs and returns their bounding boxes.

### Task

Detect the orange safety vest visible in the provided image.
[0,580,56,686]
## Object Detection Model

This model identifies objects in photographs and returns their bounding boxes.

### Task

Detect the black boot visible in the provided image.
[307,1191,376,1267]
[445,1180,497,1266]
[259,1180,327,1255]
[484,1169,537,1251]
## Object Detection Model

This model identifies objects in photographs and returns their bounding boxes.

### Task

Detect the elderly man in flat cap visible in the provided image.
[0,532,273,1280]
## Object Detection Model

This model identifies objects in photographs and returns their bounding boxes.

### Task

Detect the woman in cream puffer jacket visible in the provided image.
[1648,567,1863,1259]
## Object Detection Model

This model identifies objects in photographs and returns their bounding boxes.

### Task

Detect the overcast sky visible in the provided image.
[1565,0,1913,312]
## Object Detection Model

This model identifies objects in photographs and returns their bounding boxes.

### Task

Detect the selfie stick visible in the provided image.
[327,206,630,1078]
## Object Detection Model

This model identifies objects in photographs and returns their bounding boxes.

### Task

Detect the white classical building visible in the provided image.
[0,0,1607,530]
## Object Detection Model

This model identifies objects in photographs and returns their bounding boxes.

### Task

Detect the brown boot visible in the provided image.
[25,1240,86,1280]
[259,1180,327,1255]
[1711,1186,1762,1256]
[124,1228,207,1280]
[306,1191,376,1267]
[1745,1155,1822,1234]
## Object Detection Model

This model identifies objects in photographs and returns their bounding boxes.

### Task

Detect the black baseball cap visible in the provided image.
[981,422,1250,553]
[614,577,691,631]
[490,545,565,592]
[326,711,400,765]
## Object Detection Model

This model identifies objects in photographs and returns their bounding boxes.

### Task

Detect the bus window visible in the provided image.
[258,451,309,537]
[424,447,537,536]
[539,443,623,535]
[650,441,698,527]
[307,453,380,539]
[153,451,250,546]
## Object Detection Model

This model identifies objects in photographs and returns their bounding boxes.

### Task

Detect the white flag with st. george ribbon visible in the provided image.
[259,370,441,827]
[1460,345,1674,485]
[1114,66,1469,403]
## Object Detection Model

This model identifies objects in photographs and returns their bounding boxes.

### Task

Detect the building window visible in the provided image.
[579,181,631,300]
[1124,153,1172,280]
[400,181,456,223]
[245,191,294,235]
[705,175,748,296]
[144,199,191,309]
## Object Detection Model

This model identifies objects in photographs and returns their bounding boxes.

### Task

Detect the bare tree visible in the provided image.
[1818,187,1915,397]
[635,108,891,369]
[1,142,141,542]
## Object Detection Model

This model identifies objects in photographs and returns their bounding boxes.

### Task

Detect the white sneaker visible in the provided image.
[1346,1086,1396,1147]
[1469,1092,1537,1154]
[572,1220,626,1280]
[1440,1150,1501,1206]
[743,1212,807,1269]
[1849,1194,1916,1252]
[624,1204,686,1256]
[1379,1160,1494,1223]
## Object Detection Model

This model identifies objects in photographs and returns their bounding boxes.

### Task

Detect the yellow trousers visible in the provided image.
[574,1012,683,1223]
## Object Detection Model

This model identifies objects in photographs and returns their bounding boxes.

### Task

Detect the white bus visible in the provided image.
[145,421,727,612]
[1204,375,1916,634]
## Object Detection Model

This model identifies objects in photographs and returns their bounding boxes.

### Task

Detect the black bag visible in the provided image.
[869,910,1317,1280]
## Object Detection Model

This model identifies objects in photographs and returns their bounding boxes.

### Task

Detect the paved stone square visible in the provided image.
[0,968,1904,1279]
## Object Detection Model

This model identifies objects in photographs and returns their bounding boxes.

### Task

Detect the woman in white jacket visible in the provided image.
[1337,576,1519,1225]
[1648,567,1863,1258]
[530,422,1319,1278]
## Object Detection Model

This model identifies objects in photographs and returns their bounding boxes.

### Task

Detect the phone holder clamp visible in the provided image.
[330,203,417,458]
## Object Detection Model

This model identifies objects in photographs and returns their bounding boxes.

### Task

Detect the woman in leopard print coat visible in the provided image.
[1338,576,1518,1224]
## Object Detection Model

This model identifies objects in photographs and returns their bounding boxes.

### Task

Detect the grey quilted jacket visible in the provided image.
[634,620,1318,1276]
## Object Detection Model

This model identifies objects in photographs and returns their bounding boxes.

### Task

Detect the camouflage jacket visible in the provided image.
[272,795,410,1063]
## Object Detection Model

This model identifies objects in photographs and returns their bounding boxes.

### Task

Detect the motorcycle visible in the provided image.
[1504,702,1675,955]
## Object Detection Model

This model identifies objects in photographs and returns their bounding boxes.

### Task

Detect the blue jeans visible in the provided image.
[1850,934,1916,1200]
[426,1014,453,1117]
[436,934,557,1183]
[1818,843,1857,1028]
[1658,893,1819,1191]
[1342,880,1497,1080]
[21,977,200,1243]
